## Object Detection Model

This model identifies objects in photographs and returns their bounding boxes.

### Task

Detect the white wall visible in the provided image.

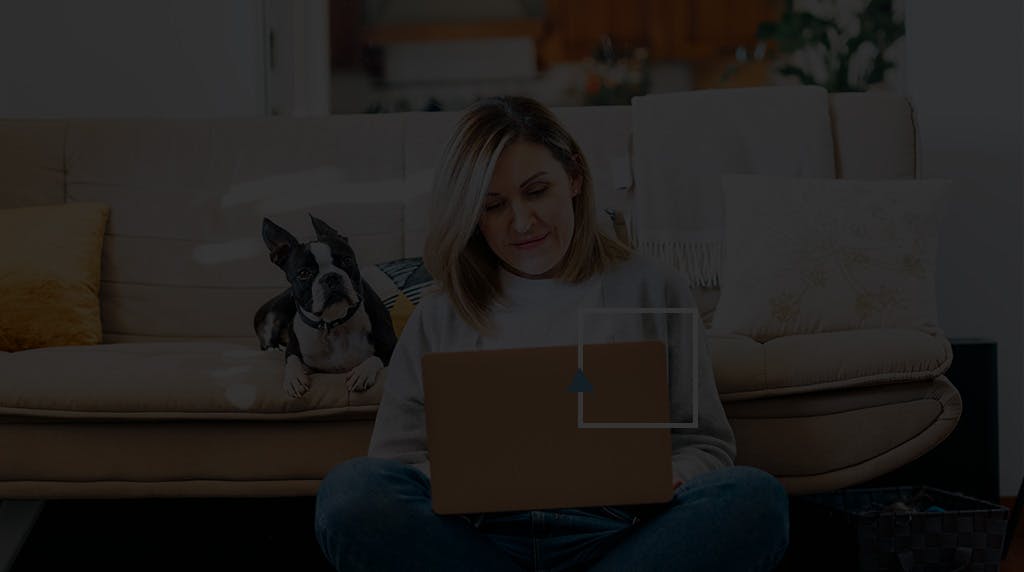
[264,0,330,116]
[906,0,1024,496]
[0,0,266,117]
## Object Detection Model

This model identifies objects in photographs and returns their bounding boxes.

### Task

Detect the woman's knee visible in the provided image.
[319,456,416,493]
[686,466,789,542]
[725,466,790,545]
[314,457,425,538]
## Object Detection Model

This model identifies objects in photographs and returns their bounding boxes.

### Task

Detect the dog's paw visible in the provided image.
[284,374,311,399]
[344,356,383,393]
[284,355,312,398]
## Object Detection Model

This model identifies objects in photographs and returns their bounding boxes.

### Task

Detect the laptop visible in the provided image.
[421,340,674,515]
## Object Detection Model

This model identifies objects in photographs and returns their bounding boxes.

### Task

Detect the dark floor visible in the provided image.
[11,495,1017,571]
[11,497,334,571]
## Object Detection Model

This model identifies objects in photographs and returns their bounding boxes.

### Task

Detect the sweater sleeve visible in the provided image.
[366,297,433,478]
[663,268,737,483]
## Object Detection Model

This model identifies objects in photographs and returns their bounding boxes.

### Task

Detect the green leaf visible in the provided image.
[777,65,819,86]
[756,21,777,40]
[865,57,895,86]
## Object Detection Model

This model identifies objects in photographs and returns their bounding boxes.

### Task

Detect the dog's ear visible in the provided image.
[262,218,299,266]
[309,214,348,242]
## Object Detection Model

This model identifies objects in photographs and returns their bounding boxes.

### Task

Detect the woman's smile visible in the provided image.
[511,232,550,249]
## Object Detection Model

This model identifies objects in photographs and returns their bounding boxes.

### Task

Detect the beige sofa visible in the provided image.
[0,90,959,506]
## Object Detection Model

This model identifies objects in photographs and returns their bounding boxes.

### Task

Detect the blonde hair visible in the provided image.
[423,96,632,334]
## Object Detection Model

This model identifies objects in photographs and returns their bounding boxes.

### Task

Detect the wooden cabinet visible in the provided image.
[329,0,784,90]
[330,0,363,69]
[541,0,781,64]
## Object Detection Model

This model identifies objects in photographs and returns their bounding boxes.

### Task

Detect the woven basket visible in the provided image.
[795,486,1008,572]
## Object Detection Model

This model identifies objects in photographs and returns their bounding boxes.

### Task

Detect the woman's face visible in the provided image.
[478,141,580,279]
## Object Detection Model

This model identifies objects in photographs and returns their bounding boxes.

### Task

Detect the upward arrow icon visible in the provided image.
[566,368,593,393]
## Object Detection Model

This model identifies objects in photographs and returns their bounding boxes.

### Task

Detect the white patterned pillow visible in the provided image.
[711,175,953,341]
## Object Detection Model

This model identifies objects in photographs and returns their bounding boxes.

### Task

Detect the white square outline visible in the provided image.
[575,308,699,429]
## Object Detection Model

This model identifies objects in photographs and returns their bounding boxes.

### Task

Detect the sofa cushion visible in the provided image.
[0,202,110,351]
[0,419,375,495]
[725,376,961,494]
[714,175,953,341]
[711,329,953,400]
[0,342,384,420]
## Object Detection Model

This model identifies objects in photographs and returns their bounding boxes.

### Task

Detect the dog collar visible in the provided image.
[296,296,363,332]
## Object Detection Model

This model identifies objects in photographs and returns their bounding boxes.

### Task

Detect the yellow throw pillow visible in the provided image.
[0,202,110,351]
[388,292,417,338]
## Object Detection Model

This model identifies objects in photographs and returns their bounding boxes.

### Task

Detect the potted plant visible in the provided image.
[757,0,905,92]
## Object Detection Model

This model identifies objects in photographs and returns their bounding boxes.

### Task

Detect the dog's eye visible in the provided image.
[344,257,355,266]
[297,269,313,280]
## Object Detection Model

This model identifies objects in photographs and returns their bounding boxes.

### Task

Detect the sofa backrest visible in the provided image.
[0,90,916,344]
[0,120,67,209]
[828,92,915,179]
[65,115,411,342]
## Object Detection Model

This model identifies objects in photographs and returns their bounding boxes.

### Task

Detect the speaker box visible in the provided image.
[860,338,999,503]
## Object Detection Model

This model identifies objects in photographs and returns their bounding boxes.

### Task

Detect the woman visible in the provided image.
[315,96,789,571]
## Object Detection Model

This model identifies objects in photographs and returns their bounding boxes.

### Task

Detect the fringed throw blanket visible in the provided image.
[629,86,836,287]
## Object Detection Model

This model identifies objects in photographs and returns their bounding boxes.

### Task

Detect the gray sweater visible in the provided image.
[367,252,737,484]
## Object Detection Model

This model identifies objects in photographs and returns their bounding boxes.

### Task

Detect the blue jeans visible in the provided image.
[315,457,789,571]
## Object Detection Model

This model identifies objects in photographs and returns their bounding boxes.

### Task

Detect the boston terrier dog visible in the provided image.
[255,215,396,398]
